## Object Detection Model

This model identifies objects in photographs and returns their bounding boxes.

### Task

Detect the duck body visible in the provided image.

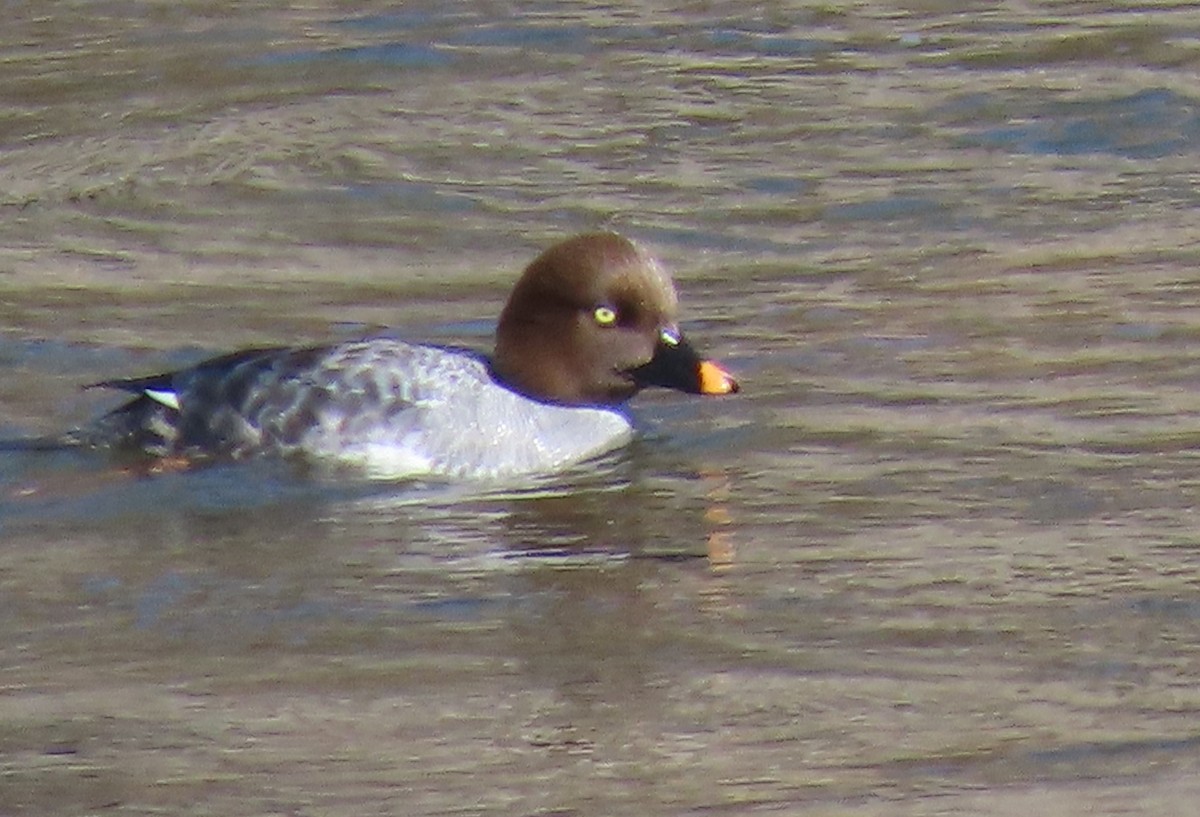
[72,233,738,480]
[82,339,633,479]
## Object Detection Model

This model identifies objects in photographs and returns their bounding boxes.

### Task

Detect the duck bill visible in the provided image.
[630,332,739,395]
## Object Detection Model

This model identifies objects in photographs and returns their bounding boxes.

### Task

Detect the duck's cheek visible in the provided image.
[603,330,658,370]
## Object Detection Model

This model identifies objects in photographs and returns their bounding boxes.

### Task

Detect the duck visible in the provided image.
[67,232,739,479]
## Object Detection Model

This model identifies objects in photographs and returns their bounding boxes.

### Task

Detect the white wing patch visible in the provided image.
[144,388,181,411]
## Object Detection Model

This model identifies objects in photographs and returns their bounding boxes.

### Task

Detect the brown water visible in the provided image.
[4,2,1200,815]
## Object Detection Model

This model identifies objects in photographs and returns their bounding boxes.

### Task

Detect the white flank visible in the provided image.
[335,442,436,480]
[144,389,181,411]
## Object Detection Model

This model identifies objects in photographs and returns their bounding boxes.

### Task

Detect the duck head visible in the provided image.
[494,233,739,405]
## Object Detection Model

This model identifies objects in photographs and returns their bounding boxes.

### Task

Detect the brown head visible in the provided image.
[493,233,738,405]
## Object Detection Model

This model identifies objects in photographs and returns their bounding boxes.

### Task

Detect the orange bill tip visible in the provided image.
[698,360,739,395]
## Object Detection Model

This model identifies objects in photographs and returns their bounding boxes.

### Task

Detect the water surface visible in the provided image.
[3,2,1200,815]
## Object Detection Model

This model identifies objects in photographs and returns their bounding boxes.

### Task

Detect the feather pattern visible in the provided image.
[81,340,631,479]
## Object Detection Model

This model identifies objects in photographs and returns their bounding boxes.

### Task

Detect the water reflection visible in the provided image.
[1,442,740,657]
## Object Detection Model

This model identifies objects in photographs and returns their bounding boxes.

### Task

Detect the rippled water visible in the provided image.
[3,2,1200,815]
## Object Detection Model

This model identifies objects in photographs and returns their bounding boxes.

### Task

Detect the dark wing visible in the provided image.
[78,341,444,460]
[81,345,334,457]
[87,346,290,397]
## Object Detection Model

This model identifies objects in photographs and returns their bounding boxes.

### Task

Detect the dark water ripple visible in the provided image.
[953,89,1200,159]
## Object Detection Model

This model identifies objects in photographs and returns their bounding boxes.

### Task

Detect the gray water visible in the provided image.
[3,2,1200,815]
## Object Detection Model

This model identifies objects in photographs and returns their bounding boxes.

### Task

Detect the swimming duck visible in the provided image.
[72,232,738,479]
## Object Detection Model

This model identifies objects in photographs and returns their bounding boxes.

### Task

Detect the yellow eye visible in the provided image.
[593,306,618,326]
